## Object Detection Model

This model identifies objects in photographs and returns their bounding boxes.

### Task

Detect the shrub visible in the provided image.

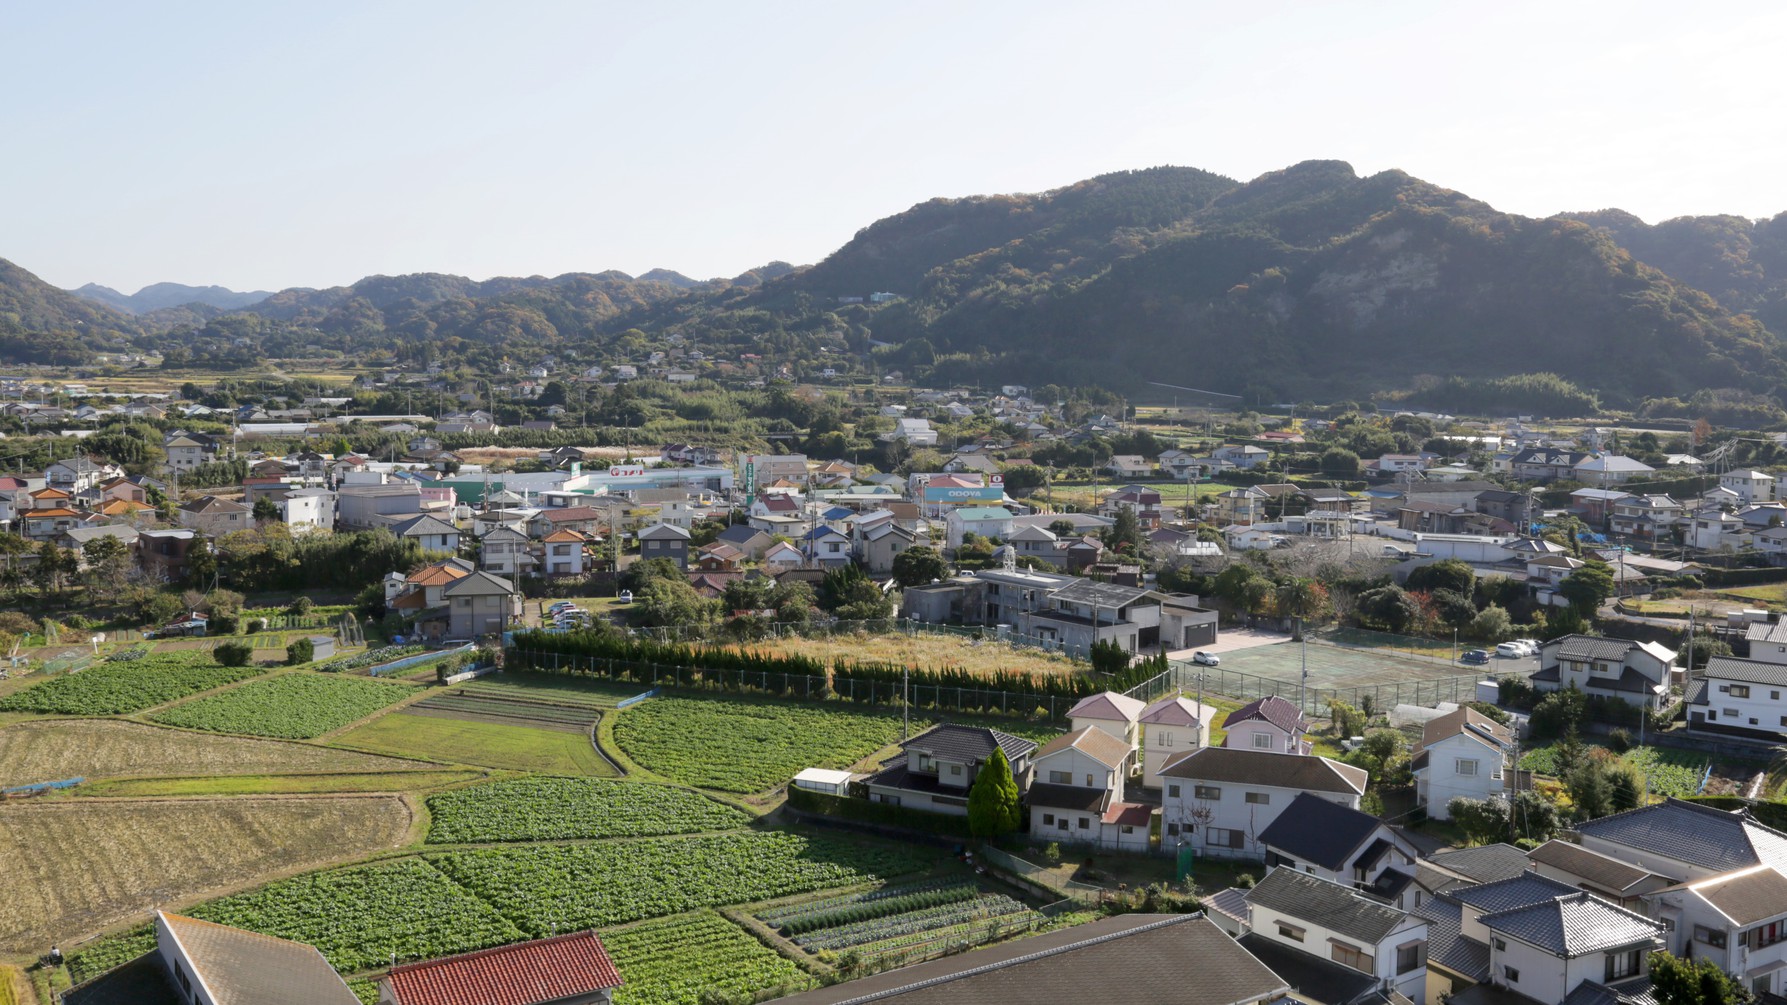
[208,613,239,635]
[213,642,255,667]
[286,638,315,665]
[247,619,267,633]
[1607,727,1634,753]
[287,596,315,616]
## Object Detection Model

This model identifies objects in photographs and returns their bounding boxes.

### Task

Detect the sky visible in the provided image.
[3,1,1785,294]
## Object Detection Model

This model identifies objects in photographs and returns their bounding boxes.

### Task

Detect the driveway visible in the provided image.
[1165,627,1290,661]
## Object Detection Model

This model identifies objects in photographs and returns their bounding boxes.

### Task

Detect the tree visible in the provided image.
[1048,519,1077,537]
[967,747,1022,837]
[1276,578,1331,625]
[891,546,949,588]
[1649,950,1753,1005]
[81,535,132,603]
[1090,638,1132,678]
[1405,559,1475,597]
[1468,604,1513,641]
[252,497,280,524]
[1318,447,1361,478]
[1448,797,1510,845]
[1357,584,1421,633]
[285,637,315,665]
[213,641,254,667]
[1558,563,1615,616]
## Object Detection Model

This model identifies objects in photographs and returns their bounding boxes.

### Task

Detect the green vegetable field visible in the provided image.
[426,777,750,844]
[152,673,415,739]
[429,832,932,935]
[0,653,265,716]
[611,696,911,792]
[604,913,814,1005]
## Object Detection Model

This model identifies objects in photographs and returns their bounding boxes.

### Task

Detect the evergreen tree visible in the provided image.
[967,747,1022,837]
[1648,951,1754,1005]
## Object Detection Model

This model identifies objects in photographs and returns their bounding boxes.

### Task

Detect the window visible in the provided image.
[1774,691,1781,700]
[1042,814,1055,826]
[1078,817,1090,830]
[1277,922,1306,943]
[1166,823,1181,836]
[1504,966,1521,983]
[1695,925,1728,949]
[1331,941,1373,973]
[949,765,962,776]
[1049,770,1072,784]
[1085,774,1094,787]
[1492,938,1506,952]
[1751,921,1785,950]
[1397,943,1423,975]
[1206,827,1245,849]
[1606,950,1641,981]
[1724,708,1740,718]
[1195,785,1222,800]
[1252,733,1273,750]
[1159,732,1174,747]
[1456,758,1480,776]
[1167,784,1181,798]
[1245,792,1270,805]
[1731,685,1751,698]
[1121,825,1135,834]
[917,755,934,773]
[1057,818,1069,831]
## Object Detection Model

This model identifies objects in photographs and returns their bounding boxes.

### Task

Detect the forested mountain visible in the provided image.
[73,281,272,314]
[10,160,1787,410]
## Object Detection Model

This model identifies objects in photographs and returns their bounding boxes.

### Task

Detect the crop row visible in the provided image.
[0,653,264,715]
[611,695,908,792]
[319,644,427,673]
[845,913,1042,962]
[425,777,750,844]
[603,913,815,1005]
[795,895,1033,952]
[152,673,413,739]
[778,884,978,935]
[427,832,933,936]
[415,694,594,724]
[756,879,962,926]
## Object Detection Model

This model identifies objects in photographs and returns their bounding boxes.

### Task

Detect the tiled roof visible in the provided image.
[1257,792,1385,872]
[1480,891,1663,956]
[442,571,517,597]
[1236,934,1379,1005]
[1575,798,1787,874]
[1426,844,1532,885]
[1527,840,1657,893]
[1102,802,1154,827]
[767,914,1287,1005]
[1222,695,1308,735]
[903,723,1037,766]
[1205,886,1252,925]
[385,931,622,1005]
[159,912,360,1005]
[1412,897,1490,981]
[1138,695,1219,728]
[1028,783,1110,813]
[1684,864,1787,925]
[1066,690,1146,724]
[1244,868,1413,944]
[1552,635,1639,662]
[1449,872,1581,914]
[1700,656,1787,688]
[1584,665,1662,694]
[1415,707,1511,754]
[1034,726,1132,770]
[1157,746,1367,795]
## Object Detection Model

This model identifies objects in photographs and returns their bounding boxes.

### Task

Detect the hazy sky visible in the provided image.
[3,1,1784,293]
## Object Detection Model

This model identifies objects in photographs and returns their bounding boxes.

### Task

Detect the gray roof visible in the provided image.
[766,914,1288,1005]
[1684,865,1787,925]
[1562,978,1658,1005]
[1158,747,1367,795]
[1552,635,1639,662]
[1527,840,1658,894]
[389,514,458,537]
[903,723,1036,766]
[1244,869,1413,945]
[159,912,360,1005]
[1027,782,1110,814]
[1257,793,1386,872]
[441,570,517,597]
[1412,897,1491,981]
[1700,656,1787,688]
[1237,934,1379,1005]
[1426,844,1532,886]
[1745,621,1787,646]
[1481,892,1664,956]
[1575,798,1787,874]
[1450,872,1580,914]
[1048,578,1154,608]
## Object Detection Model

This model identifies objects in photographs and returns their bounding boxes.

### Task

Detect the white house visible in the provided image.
[1220,696,1312,755]
[1574,454,1656,486]
[1138,695,1218,790]
[1686,655,1787,740]
[1573,798,1787,883]
[1721,470,1776,505]
[1410,707,1513,821]
[1650,865,1787,1000]
[799,525,853,569]
[1531,635,1675,710]
[539,530,589,576]
[1027,726,1150,853]
[762,540,804,572]
[1258,792,1421,908]
[1213,444,1271,470]
[1235,869,1430,1005]
[278,487,338,534]
[1157,746,1367,861]
[888,417,938,446]
[863,724,1037,817]
[1067,690,1146,749]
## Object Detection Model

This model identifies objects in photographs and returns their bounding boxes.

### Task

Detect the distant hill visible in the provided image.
[0,259,138,335]
[72,281,273,314]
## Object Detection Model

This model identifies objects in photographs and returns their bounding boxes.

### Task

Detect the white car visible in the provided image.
[1191,651,1220,667]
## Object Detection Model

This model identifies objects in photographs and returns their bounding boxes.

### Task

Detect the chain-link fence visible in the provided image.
[1160,659,1525,717]
[625,617,1083,658]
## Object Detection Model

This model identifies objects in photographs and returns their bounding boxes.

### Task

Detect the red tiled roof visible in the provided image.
[1103,802,1155,827]
[385,931,623,1005]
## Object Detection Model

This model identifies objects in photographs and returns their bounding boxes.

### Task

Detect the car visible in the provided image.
[547,602,577,613]
[1494,642,1525,658]
[1191,651,1220,666]
[1514,638,1540,653]
[1461,649,1492,665]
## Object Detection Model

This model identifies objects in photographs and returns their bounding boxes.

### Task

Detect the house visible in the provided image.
[1649,865,1787,1000]
[1530,635,1675,710]
[539,530,589,576]
[1138,695,1219,790]
[61,910,359,1005]
[1574,454,1656,486]
[1216,486,1272,526]
[338,483,426,530]
[766,914,1289,1005]
[1099,485,1164,530]
[1745,620,1787,666]
[379,930,623,1005]
[637,522,691,570]
[886,417,938,446]
[386,558,477,618]
[1410,707,1513,821]
[1509,448,1590,482]
[1475,489,1532,526]
[1257,793,1421,908]
[1608,495,1685,541]
[1105,454,1153,479]
[859,521,918,576]
[1569,488,1632,525]
[761,540,804,572]
[22,504,83,541]
[388,514,460,553]
[1572,798,1787,883]
[1067,690,1147,748]
[178,495,252,537]
[1157,747,1368,860]
[1721,469,1777,505]
[1222,696,1312,755]
[1689,506,1747,552]
[274,487,337,533]
[47,455,120,497]
[138,528,196,580]
[1027,726,1149,852]
[863,723,1037,817]
[715,524,775,559]
[695,541,743,572]
[945,506,1014,548]
[1524,839,1672,908]
[1684,656,1787,739]
[1449,884,1665,1005]
[478,526,537,577]
[799,525,852,569]
[530,506,606,539]
[1213,444,1271,470]
[442,570,520,638]
[63,523,140,562]
[1233,869,1429,1005]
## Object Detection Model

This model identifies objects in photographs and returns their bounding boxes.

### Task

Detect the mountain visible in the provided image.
[72,281,273,314]
[0,259,139,335]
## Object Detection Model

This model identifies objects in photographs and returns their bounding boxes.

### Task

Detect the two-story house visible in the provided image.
[1233,869,1430,1005]
[1525,839,1672,909]
[1217,486,1272,526]
[799,525,853,569]
[1688,655,1787,740]
[637,522,691,570]
[1138,695,1218,790]
[858,521,917,576]
[1221,696,1312,755]
[1530,635,1676,710]
[1651,865,1787,1000]
[863,724,1037,817]
[1157,747,1367,860]
[388,514,460,554]
[276,487,337,534]
[178,495,252,538]
[442,570,520,638]
[1067,690,1145,748]
[1721,470,1777,505]
[945,506,1014,548]
[1099,486,1163,529]
[1608,494,1686,541]
[1214,444,1271,470]
[1258,793,1421,908]
[1027,727,1149,852]
[1573,798,1787,884]
[1509,448,1590,483]
[1460,889,1664,1005]
[1410,707,1513,821]
[539,530,589,576]
[477,526,537,577]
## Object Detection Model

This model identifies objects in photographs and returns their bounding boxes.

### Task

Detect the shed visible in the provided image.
[792,768,855,796]
[307,635,338,661]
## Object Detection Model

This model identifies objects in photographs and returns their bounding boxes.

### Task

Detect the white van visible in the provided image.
[1495,642,1525,658]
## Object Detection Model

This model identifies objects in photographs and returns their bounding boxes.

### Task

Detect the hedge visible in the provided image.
[785,786,974,838]
[1702,567,1787,588]
[1682,795,1787,832]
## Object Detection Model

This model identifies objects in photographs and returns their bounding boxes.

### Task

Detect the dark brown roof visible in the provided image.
[1028,782,1111,813]
[1527,840,1657,894]
[1222,696,1307,735]
[1034,726,1132,770]
[1685,865,1787,925]
[765,914,1288,1005]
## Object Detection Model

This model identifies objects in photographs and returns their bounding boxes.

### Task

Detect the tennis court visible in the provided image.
[1173,639,1538,715]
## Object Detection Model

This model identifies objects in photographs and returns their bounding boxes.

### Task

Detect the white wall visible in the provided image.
[1035,746,1124,802]
[1415,733,1506,820]
[1224,720,1309,755]
[1160,779,1357,861]
[1141,721,1208,790]
[1247,897,1428,1003]
[1697,677,1787,734]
